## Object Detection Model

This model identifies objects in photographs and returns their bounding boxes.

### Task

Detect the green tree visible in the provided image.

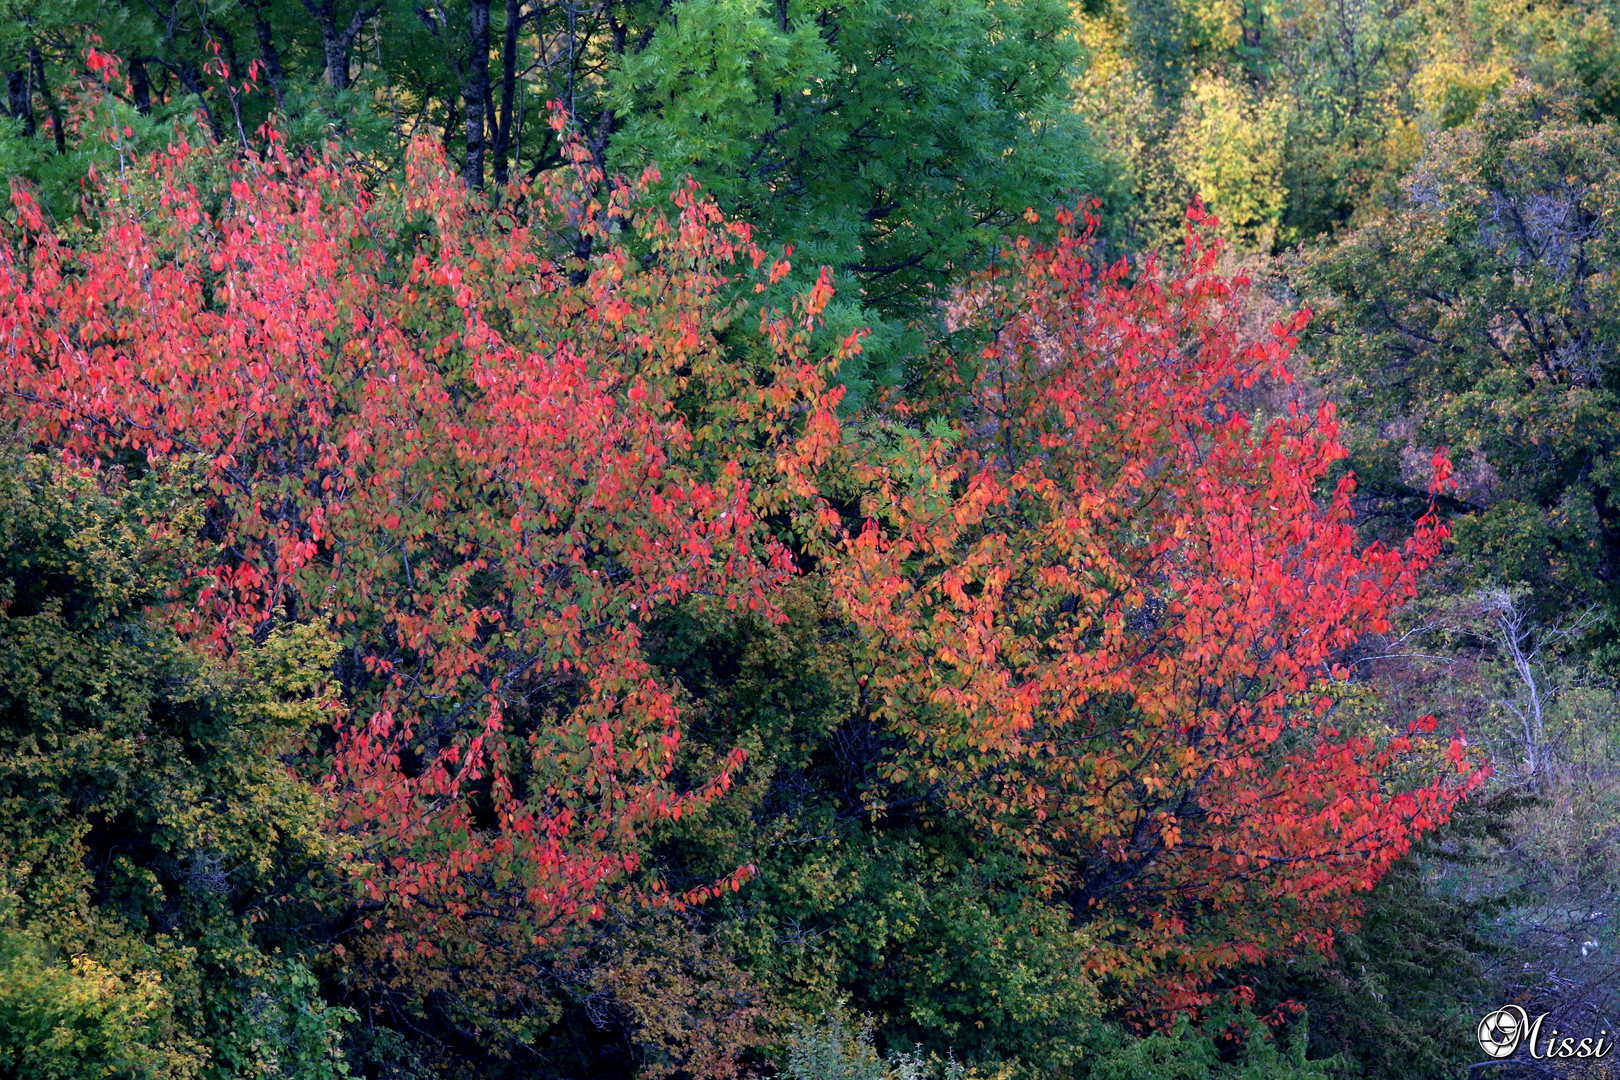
[605,0,1093,392]
[1300,81,1620,635]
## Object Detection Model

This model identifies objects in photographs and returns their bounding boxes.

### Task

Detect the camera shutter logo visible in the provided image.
[1478,1006,1529,1058]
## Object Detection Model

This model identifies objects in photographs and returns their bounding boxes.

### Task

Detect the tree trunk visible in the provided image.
[298,0,378,91]
[491,0,520,186]
[5,69,32,135]
[130,60,152,114]
[323,35,350,90]
[463,0,490,189]
[250,2,288,106]
[173,59,226,142]
[443,89,460,156]
[30,47,64,154]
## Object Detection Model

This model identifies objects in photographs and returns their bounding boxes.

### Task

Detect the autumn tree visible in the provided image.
[0,0,1095,401]
[815,204,1488,1013]
[0,87,851,1065]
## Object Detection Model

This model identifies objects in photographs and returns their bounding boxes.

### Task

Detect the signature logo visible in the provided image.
[1476,1006,1613,1061]
[1477,1008,1526,1058]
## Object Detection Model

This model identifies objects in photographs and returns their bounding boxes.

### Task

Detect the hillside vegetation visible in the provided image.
[1,2,1617,1077]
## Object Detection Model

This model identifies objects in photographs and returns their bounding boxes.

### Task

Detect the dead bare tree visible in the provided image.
[1472,587,1598,784]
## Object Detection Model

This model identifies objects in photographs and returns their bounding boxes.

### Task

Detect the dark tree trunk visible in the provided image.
[443,89,460,156]
[491,0,520,186]
[298,0,378,91]
[130,59,152,114]
[250,2,287,106]
[173,59,226,142]
[5,69,32,135]
[323,35,350,89]
[30,47,63,154]
[463,0,490,189]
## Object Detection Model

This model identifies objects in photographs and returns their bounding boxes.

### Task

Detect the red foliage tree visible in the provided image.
[0,71,1483,1023]
[818,203,1488,1013]
[0,108,849,960]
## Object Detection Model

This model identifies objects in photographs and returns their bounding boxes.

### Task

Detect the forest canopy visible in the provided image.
[0,2,1616,1079]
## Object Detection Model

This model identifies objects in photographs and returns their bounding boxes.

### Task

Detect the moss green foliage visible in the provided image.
[1081,1011,1345,1080]
[640,596,1105,1076]
[782,1007,1344,1080]
[0,448,351,1078]
[784,1011,959,1080]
